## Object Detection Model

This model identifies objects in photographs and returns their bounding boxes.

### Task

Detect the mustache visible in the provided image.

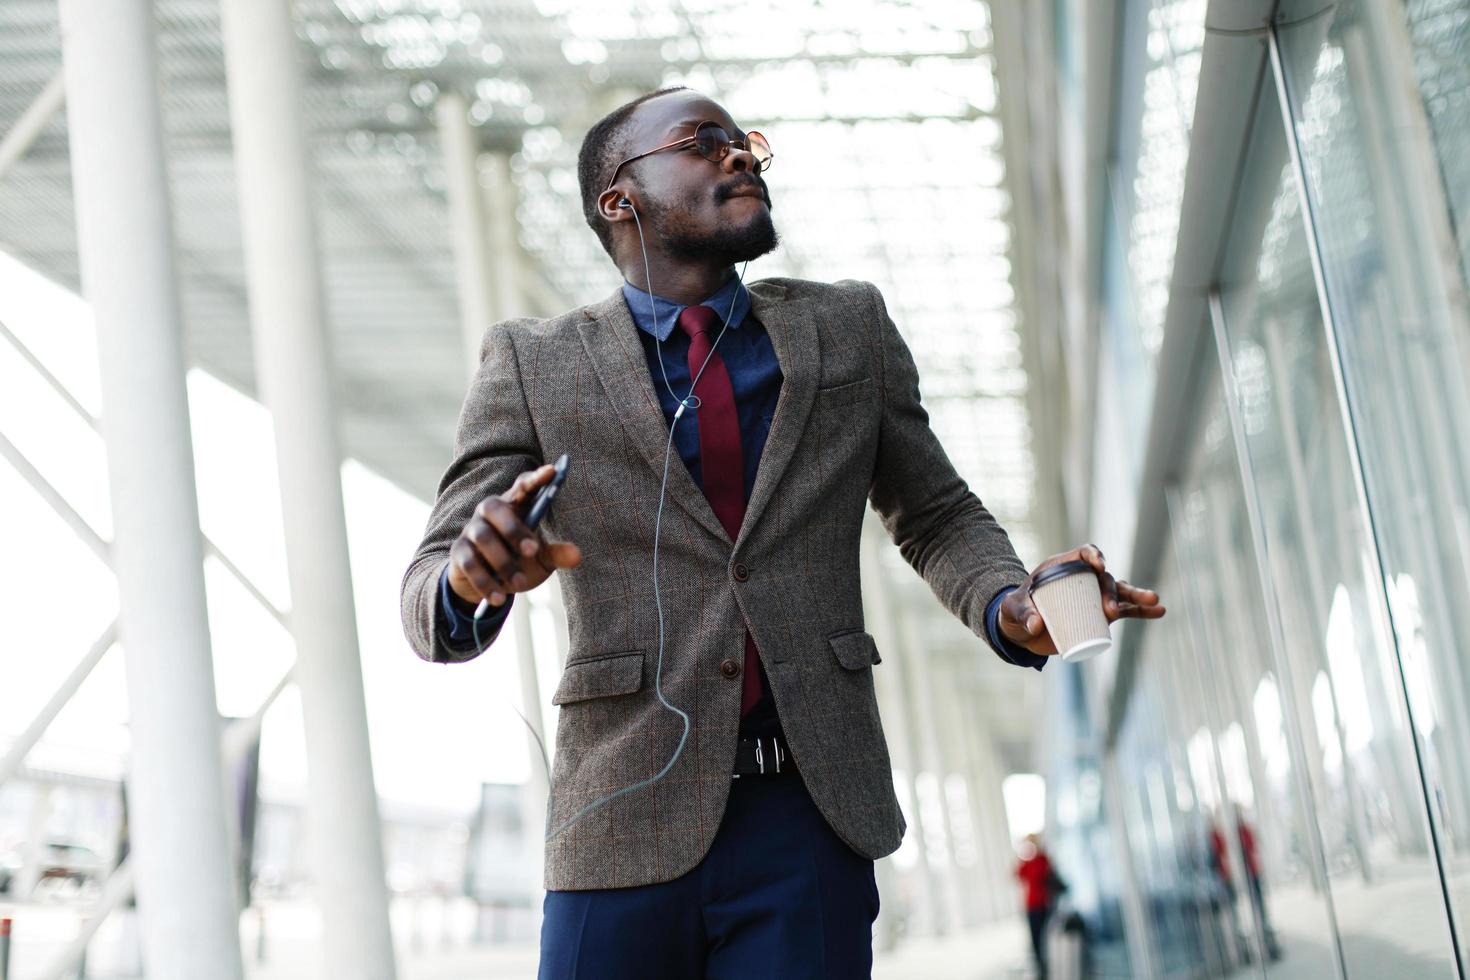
[716,174,772,206]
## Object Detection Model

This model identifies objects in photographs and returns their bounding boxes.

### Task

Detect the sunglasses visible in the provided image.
[604,121,773,193]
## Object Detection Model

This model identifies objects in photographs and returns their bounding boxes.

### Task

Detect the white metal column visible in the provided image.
[860,526,943,937]
[957,688,1014,924]
[481,150,524,321]
[436,92,497,369]
[218,1,397,976]
[437,91,549,920]
[58,2,243,976]
[928,651,990,927]
[897,610,967,935]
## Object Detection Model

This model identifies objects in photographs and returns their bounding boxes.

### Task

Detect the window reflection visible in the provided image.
[1275,0,1470,967]
[1216,35,1459,972]
[1069,1,1470,975]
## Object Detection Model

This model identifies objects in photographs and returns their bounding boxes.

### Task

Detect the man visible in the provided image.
[400,87,1165,978]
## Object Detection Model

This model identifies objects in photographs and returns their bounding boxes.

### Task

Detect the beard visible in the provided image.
[644,180,781,265]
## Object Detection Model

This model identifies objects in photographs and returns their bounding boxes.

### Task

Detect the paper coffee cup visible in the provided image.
[1029,559,1111,663]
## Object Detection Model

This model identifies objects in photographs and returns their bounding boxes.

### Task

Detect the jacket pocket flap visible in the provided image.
[551,651,645,705]
[815,376,874,408]
[828,630,881,670]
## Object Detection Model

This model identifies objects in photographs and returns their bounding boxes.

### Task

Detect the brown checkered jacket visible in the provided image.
[401,277,1028,890]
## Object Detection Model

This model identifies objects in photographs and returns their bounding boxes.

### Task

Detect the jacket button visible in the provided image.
[732,562,750,582]
[720,658,741,679]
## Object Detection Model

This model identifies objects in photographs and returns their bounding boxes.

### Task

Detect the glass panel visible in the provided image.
[1047,666,1135,974]
[1118,660,1210,974]
[1166,507,1274,975]
[1405,0,1470,290]
[1156,591,1257,976]
[1177,364,1340,978]
[1109,0,1208,369]
[1219,54,1458,976]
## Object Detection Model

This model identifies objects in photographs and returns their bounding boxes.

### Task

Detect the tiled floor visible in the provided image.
[0,897,1041,979]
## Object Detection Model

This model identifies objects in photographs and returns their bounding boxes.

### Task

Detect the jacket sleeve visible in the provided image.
[400,320,543,663]
[864,282,1030,650]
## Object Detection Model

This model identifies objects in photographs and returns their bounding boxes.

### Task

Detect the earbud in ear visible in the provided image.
[618,198,632,210]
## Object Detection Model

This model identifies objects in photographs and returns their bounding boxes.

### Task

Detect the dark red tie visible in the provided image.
[677,305,764,716]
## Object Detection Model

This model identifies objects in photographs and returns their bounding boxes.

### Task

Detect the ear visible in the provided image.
[597,188,635,223]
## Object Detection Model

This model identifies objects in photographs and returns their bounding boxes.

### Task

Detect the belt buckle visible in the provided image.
[732,736,787,779]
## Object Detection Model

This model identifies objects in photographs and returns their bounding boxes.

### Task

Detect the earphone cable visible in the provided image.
[477,200,751,841]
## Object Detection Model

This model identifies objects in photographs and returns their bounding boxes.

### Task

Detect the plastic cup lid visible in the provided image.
[1028,559,1094,593]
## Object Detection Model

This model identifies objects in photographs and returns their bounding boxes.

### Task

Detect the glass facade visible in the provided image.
[1049,0,1470,976]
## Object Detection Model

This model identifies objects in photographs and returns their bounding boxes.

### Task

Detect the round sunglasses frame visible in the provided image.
[604,121,772,193]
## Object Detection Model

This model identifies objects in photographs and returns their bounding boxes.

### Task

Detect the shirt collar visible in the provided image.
[621,274,750,342]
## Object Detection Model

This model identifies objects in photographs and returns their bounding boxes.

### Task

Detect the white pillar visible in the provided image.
[897,613,968,936]
[477,161,547,869]
[511,600,549,921]
[481,150,523,321]
[16,783,54,901]
[437,94,558,934]
[218,2,397,976]
[436,92,497,369]
[436,92,549,914]
[861,527,943,937]
[935,657,999,926]
[957,688,1012,923]
[58,2,243,975]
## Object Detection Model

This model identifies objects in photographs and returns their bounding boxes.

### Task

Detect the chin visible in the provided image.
[728,212,781,263]
[661,210,781,265]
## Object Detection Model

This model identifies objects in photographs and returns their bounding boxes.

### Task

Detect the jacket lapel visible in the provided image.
[739,280,817,547]
[578,288,729,543]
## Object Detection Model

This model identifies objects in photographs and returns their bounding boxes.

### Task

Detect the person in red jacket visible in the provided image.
[1209,811,1280,961]
[1016,833,1063,979]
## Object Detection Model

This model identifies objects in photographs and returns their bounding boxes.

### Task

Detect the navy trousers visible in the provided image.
[538,772,880,979]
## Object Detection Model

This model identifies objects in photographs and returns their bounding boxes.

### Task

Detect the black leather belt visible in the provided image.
[732,735,793,777]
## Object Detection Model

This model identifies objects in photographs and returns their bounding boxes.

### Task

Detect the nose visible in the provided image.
[722,144,757,174]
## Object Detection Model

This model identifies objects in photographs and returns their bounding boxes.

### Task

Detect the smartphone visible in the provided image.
[524,453,570,529]
[473,454,570,620]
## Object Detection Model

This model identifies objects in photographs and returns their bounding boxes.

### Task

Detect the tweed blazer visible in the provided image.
[401,276,1029,891]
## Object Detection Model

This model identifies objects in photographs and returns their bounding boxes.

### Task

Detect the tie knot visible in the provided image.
[676,304,721,340]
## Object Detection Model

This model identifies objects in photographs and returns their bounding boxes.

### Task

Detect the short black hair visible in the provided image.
[577,87,688,259]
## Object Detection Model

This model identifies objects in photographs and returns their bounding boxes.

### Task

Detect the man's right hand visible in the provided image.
[447,464,582,609]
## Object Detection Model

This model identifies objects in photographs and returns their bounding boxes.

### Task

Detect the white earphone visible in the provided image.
[484,184,750,841]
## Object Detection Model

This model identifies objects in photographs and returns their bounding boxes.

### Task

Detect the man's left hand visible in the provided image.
[998,545,1165,656]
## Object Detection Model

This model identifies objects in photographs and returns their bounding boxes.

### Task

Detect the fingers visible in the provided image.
[478,495,541,565]
[1098,569,1122,618]
[1001,587,1047,639]
[449,537,507,607]
[457,464,582,603]
[1116,579,1161,606]
[1080,543,1106,575]
[502,464,556,507]
[1051,543,1166,622]
[459,500,535,602]
[1105,579,1166,621]
[539,540,583,571]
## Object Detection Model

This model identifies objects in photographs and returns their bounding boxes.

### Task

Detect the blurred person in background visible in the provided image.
[1016,832,1063,978]
[1209,810,1280,962]
[402,86,1165,979]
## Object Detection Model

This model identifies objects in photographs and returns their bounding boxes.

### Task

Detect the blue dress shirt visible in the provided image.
[438,276,1044,671]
